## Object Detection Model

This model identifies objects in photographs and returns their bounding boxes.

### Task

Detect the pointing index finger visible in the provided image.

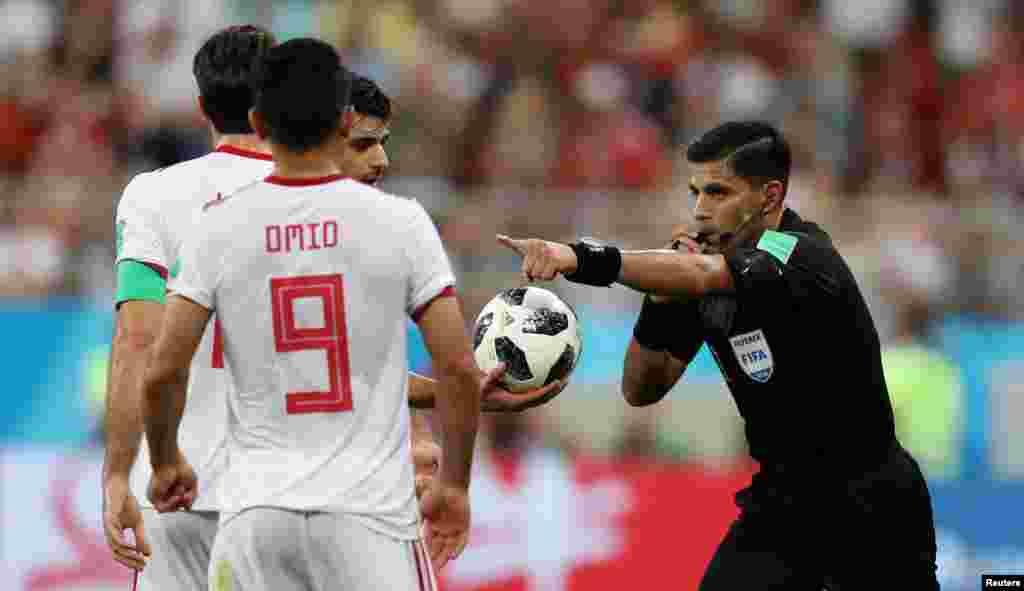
[496,234,527,256]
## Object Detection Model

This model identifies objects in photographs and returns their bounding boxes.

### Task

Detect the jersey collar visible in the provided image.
[215,144,273,161]
[264,174,348,187]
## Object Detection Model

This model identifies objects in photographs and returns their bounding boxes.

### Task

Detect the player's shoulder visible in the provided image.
[118,153,223,210]
[140,152,220,181]
[188,179,265,235]
[116,167,170,218]
[341,181,433,225]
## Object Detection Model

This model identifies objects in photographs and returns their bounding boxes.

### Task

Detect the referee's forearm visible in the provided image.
[616,251,732,296]
[622,339,683,406]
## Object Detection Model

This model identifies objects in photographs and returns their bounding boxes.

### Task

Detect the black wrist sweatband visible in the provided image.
[563,242,622,287]
[633,296,678,351]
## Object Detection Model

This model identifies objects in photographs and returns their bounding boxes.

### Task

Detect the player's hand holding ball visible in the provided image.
[148,450,198,513]
[480,361,568,412]
[419,478,470,571]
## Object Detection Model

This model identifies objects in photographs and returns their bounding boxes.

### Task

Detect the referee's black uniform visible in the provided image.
[673,209,939,590]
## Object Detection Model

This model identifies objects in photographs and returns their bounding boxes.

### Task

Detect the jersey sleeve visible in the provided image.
[115,174,170,271]
[724,230,842,301]
[114,174,171,305]
[402,201,457,320]
[170,217,222,311]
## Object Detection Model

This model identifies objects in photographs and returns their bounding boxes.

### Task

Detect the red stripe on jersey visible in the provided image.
[214,144,273,161]
[135,261,168,280]
[212,317,225,368]
[411,541,427,591]
[264,174,347,187]
[418,541,436,591]
[412,286,456,323]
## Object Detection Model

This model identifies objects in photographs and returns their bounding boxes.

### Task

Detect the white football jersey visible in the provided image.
[173,174,456,539]
[115,145,274,511]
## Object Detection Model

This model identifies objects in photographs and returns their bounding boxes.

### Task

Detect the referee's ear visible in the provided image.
[761,180,785,215]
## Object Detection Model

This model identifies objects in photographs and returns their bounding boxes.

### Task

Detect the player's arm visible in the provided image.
[144,220,222,512]
[142,295,211,469]
[410,408,440,497]
[104,284,165,481]
[103,263,166,569]
[105,182,172,481]
[103,176,168,566]
[409,372,436,409]
[415,296,480,489]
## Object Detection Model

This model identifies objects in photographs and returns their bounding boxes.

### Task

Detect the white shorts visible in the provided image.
[138,509,219,591]
[210,508,436,591]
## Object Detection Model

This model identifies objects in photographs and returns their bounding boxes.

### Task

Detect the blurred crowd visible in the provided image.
[5,0,1023,477]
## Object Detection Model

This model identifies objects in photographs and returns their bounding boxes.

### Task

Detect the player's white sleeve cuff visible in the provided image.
[409,275,456,320]
[170,283,214,311]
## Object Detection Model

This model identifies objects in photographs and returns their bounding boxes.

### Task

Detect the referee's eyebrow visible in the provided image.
[693,182,730,195]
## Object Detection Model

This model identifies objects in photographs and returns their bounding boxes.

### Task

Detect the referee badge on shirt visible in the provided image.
[729,329,774,383]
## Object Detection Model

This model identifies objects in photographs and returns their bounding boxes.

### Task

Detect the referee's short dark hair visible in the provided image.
[253,38,353,153]
[686,121,792,192]
[350,76,391,122]
[193,25,277,134]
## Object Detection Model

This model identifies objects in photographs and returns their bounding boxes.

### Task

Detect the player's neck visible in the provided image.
[214,133,269,156]
[270,146,342,180]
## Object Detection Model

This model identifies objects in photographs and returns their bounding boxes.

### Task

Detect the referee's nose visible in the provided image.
[691,192,712,221]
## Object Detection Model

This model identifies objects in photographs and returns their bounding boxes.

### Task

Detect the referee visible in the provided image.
[498,121,940,590]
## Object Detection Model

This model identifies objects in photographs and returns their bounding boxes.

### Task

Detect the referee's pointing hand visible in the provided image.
[497,235,578,282]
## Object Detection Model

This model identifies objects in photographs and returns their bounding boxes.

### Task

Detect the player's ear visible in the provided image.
[197,96,208,121]
[248,108,267,140]
[339,107,355,138]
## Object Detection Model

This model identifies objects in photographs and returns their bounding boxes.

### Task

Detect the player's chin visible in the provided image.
[359,175,381,187]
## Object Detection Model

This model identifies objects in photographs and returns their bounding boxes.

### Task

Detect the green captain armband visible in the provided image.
[116,260,167,304]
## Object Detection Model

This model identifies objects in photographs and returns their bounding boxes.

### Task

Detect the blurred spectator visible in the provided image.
[946,2,1024,204]
[0,197,67,296]
[875,208,965,479]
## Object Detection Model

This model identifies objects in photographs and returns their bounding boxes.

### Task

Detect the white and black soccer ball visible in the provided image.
[472,287,583,394]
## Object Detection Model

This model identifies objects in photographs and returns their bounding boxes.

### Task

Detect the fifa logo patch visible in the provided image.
[729,329,774,383]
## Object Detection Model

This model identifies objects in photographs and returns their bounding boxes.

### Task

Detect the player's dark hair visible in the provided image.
[193,25,277,134]
[686,121,792,191]
[350,76,391,122]
[253,38,353,153]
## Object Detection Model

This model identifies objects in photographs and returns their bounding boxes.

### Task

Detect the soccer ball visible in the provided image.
[472,287,583,393]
